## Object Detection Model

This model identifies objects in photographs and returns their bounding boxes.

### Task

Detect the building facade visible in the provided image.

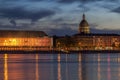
[55,14,120,51]
[0,30,53,51]
[55,34,120,51]
[0,14,120,51]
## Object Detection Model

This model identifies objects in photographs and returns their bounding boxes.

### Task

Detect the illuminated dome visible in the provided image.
[79,14,90,34]
[80,19,89,27]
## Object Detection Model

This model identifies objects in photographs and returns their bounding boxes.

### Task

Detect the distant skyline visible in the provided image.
[0,0,120,35]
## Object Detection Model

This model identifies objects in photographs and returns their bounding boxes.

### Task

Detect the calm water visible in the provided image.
[0,52,120,80]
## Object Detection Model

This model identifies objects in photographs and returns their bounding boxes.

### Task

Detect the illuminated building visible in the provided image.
[0,30,53,51]
[0,14,120,51]
[72,34,120,50]
[55,14,120,51]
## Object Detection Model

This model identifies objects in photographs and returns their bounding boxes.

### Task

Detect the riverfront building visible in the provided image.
[0,30,53,51]
[0,14,120,51]
[55,14,120,51]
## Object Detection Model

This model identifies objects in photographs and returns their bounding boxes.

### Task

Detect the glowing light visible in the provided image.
[10,39,17,45]
[4,39,18,46]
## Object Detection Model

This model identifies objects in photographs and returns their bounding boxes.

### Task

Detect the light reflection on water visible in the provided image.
[0,52,120,80]
[35,54,39,80]
[4,54,8,80]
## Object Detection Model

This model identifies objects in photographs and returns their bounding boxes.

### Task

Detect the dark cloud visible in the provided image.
[48,27,76,36]
[47,23,78,36]
[56,0,118,4]
[1,0,118,3]
[78,4,90,12]
[29,0,42,1]
[52,18,65,23]
[56,0,99,4]
[0,7,56,22]
[10,19,16,26]
[0,24,20,30]
[57,0,79,3]
[0,23,35,30]
[29,0,53,1]
[0,0,49,2]
[112,7,120,13]
[91,28,120,34]
[0,0,119,36]
[55,18,64,21]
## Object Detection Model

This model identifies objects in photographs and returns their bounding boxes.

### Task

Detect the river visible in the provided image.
[0,52,120,80]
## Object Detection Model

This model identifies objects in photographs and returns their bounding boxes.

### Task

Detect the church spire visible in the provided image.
[83,13,85,20]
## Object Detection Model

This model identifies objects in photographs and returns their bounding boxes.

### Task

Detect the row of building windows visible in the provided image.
[0,35,120,50]
[0,38,52,47]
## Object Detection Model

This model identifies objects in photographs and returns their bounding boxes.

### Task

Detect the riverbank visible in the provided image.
[0,50,120,54]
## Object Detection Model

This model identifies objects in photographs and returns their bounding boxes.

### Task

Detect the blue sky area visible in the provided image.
[0,0,120,35]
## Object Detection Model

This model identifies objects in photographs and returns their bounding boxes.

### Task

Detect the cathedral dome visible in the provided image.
[79,14,90,34]
[79,19,89,27]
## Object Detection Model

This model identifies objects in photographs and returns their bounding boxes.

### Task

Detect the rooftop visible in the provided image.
[0,30,48,38]
[73,33,120,36]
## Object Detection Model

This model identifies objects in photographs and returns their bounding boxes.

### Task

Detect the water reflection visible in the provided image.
[57,53,61,80]
[78,53,82,80]
[1,53,120,80]
[4,54,8,80]
[107,54,111,80]
[35,54,39,80]
[65,54,68,80]
[81,54,87,80]
[97,54,101,80]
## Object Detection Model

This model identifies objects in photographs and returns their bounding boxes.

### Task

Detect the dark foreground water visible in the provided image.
[0,52,120,80]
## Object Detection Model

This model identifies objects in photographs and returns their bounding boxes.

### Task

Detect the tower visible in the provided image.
[79,14,90,34]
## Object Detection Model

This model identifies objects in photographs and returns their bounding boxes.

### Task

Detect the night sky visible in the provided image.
[0,0,120,36]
